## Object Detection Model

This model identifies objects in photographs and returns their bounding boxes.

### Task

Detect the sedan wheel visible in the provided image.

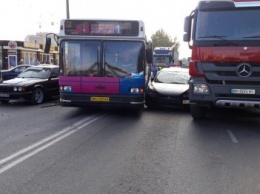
[31,88,44,104]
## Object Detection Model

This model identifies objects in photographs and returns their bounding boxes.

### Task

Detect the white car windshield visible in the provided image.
[155,70,190,84]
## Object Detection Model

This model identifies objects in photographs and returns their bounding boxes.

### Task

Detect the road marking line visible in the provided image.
[226,130,239,143]
[0,114,99,166]
[0,114,104,174]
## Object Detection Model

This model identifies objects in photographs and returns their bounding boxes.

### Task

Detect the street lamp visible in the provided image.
[66,0,70,19]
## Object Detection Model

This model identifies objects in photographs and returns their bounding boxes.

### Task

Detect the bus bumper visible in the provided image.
[60,93,145,109]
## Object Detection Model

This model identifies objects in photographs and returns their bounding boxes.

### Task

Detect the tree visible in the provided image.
[150,29,180,52]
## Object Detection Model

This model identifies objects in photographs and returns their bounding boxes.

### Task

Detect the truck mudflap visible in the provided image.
[216,100,260,109]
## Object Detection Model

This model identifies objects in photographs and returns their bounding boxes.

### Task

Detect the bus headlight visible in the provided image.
[61,86,72,92]
[131,88,144,94]
[193,84,210,94]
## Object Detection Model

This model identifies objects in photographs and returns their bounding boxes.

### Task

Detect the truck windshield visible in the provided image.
[195,9,260,40]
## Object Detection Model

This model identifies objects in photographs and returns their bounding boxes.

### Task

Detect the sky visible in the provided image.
[0,0,199,59]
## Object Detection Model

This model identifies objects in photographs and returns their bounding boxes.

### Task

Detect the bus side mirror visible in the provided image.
[146,48,153,64]
[183,16,191,42]
[45,37,52,53]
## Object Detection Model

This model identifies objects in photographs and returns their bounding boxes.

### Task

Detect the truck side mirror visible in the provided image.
[183,16,191,42]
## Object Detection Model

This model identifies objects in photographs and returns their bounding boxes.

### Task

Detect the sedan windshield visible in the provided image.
[18,68,51,79]
[155,70,190,84]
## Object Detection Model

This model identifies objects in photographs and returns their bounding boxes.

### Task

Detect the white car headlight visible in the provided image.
[146,86,157,97]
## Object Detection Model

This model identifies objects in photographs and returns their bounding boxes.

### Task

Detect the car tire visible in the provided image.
[190,105,207,120]
[31,88,45,104]
[0,100,9,104]
[145,97,155,109]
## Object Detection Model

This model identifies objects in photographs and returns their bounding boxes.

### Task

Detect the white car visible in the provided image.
[145,67,190,109]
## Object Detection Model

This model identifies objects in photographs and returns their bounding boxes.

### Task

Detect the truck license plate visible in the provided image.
[231,89,255,94]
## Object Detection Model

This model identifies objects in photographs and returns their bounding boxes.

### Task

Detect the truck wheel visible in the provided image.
[31,88,45,104]
[190,105,207,120]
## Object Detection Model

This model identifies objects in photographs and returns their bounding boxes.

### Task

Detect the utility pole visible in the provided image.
[66,0,70,19]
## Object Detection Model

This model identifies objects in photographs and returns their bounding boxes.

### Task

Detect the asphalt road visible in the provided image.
[0,100,260,194]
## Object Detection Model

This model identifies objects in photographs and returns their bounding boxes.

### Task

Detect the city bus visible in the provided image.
[45,19,152,109]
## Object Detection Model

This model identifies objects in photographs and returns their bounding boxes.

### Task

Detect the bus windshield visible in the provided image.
[62,40,145,77]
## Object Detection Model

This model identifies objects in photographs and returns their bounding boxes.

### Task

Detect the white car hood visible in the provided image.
[152,82,189,95]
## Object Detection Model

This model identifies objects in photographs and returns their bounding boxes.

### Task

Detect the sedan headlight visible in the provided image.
[182,91,189,99]
[13,87,25,92]
[193,84,210,94]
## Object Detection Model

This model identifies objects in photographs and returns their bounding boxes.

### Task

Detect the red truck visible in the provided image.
[184,0,260,119]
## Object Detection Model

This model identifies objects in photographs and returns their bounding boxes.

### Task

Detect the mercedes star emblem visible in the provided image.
[236,63,252,77]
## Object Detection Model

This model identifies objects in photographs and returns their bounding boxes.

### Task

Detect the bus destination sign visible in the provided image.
[64,20,139,36]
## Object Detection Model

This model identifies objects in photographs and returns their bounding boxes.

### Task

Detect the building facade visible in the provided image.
[0,40,59,70]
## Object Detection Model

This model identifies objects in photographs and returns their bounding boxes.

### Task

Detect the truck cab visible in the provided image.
[184,0,260,119]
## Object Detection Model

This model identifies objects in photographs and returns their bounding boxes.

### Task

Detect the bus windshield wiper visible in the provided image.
[243,35,260,39]
[198,35,238,46]
[105,62,128,77]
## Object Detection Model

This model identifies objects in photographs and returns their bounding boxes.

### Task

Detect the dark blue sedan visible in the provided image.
[0,65,33,82]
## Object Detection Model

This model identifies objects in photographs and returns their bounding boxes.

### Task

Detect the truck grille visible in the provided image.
[202,62,260,85]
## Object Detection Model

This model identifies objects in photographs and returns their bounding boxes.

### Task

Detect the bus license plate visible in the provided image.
[231,89,255,94]
[91,97,110,102]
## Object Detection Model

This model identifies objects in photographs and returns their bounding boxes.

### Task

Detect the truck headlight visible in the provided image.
[193,84,210,94]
